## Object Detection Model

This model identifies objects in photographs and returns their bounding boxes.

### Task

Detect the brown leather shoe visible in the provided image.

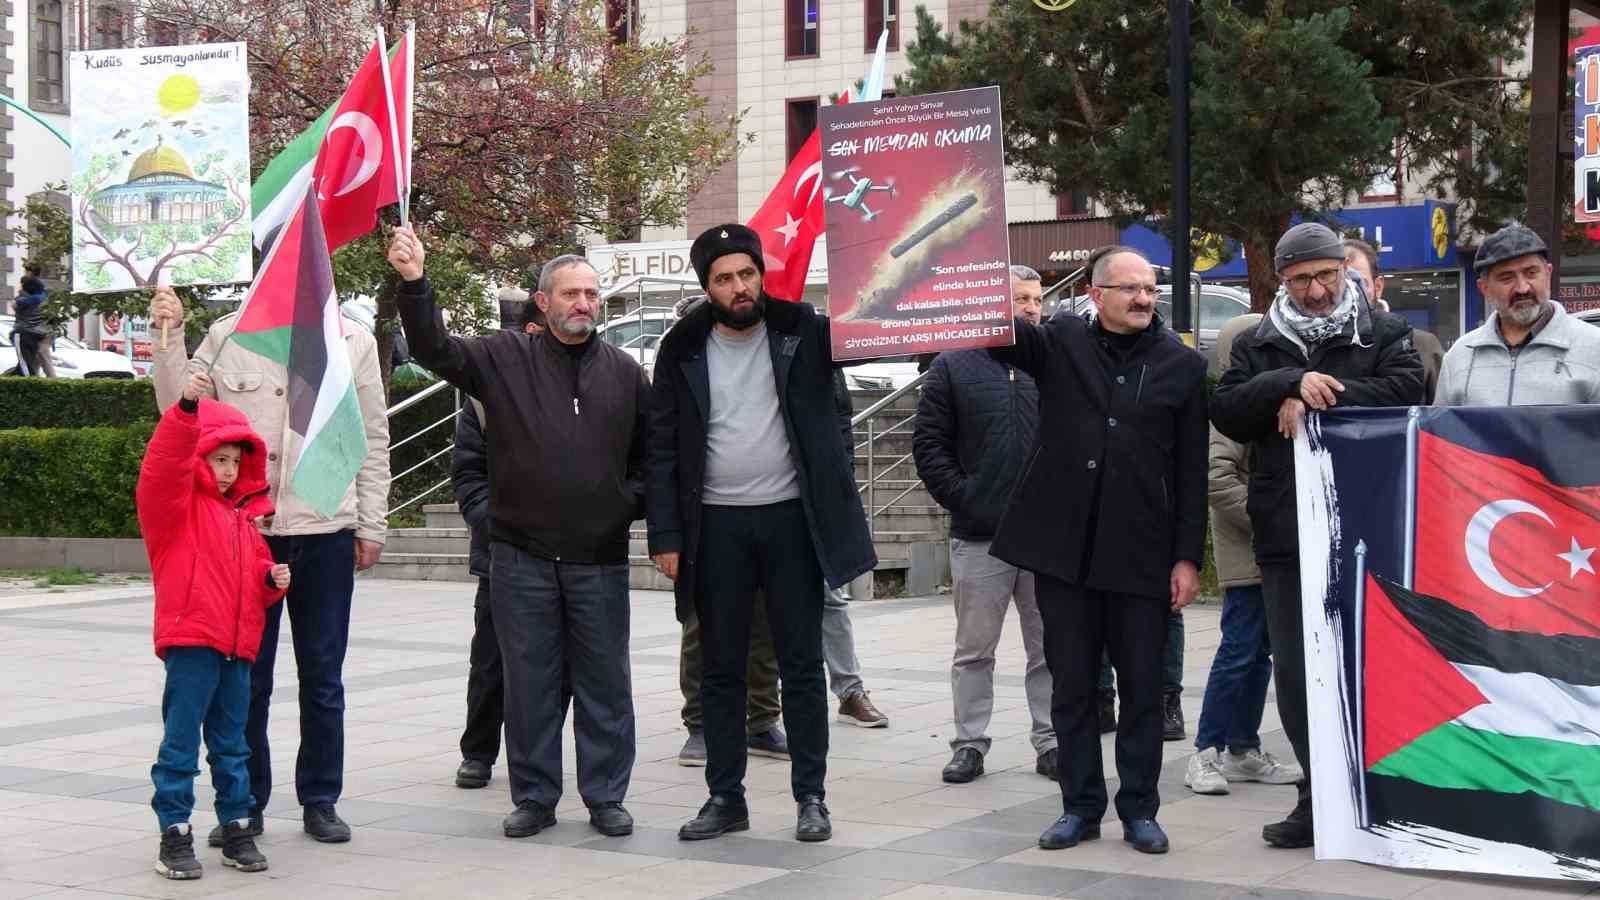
[837,692,889,728]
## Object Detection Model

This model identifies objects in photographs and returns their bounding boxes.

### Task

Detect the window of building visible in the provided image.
[1056,187,1092,219]
[92,5,126,49]
[786,0,820,59]
[786,97,819,163]
[864,0,898,52]
[31,0,67,110]
[605,0,636,44]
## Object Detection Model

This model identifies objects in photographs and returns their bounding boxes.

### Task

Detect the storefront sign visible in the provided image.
[98,311,153,376]
[1556,281,1600,313]
[588,237,831,288]
[1574,41,1600,222]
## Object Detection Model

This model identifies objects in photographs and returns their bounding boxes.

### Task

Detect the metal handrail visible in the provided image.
[386,378,452,416]
[384,378,459,516]
[851,372,929,537]
[389,410,456,454]
[391,476,452,516]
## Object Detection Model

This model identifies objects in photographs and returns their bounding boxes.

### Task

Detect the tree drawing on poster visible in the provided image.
[69,43,253,293]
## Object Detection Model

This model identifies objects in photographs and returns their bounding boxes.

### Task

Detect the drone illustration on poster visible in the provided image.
[825,166,896,222]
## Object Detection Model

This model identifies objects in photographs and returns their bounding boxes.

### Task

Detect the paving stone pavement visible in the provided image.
[0,578,1593,899]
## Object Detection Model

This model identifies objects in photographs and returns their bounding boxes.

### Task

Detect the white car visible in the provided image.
[1,317,137,378]
[597,307,678,379]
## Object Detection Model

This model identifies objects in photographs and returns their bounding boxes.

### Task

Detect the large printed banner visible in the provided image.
[817,86,1012,361]
[69,42,253,293]
[1294,406,1600,881]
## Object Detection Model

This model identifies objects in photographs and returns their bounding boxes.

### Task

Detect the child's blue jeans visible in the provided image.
[151,647,254,830]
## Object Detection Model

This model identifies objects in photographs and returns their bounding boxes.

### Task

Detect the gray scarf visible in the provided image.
[1271,277,1362,347]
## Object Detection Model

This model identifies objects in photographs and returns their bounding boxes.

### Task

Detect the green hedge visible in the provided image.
[0,424,154,538]
[0,378,158,429]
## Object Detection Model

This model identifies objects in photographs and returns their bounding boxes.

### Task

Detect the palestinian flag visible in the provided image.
[1363,572,1600,862]
[251,30,411,252]
[231,182,367,517]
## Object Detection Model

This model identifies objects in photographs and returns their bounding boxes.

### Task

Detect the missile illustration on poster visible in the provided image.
[819,86,1012,361]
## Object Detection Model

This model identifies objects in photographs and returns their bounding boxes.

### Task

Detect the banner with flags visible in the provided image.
[251,30,412,252]
[229,182,368,517]
[1294,406,1600,880]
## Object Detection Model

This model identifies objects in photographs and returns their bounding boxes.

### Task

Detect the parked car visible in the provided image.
[1577,306,1600,328]
[1,317,137,378]
[597,306,678,379]
[1056,284,1252,353]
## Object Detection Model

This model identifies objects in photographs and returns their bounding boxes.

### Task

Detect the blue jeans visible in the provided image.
[151,647,254,830]
[1193,584,1273,754]
[1099,610,1184,695]
[248,531,354,813]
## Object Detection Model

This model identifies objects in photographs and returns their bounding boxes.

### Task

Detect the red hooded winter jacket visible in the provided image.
[137,398,286,661]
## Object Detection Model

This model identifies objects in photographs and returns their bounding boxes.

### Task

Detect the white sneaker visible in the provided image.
[1221,748,1303,785]
[1184,747,1229,795]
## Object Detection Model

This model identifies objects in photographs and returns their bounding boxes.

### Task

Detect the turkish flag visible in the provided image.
[746,129,826,302]
[313,32,411,252]
[1413,431,1600,638]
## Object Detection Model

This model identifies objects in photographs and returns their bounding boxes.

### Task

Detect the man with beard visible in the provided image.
[389,229,647,841]
[646,224,875,843]
[1435,224,1600,406]
[1212,223,1424,849]
[990,246,1207,856]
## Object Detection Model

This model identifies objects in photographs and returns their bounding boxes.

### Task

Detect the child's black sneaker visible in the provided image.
[208,813,262,848]
[220,819,269,872]
[155,823,203,880]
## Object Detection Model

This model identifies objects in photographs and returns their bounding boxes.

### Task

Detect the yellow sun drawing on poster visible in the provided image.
[157,74,201,116]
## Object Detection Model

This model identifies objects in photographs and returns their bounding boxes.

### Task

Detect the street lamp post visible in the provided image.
[1168,0,1192,335]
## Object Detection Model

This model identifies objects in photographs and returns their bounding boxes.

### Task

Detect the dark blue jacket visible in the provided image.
[912,349,1039,540]
[451,399,490,577]
[645,298,876,622]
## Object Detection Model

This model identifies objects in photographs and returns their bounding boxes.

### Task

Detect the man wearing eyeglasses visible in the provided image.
[1212,222,1423,850]
[988,246,1208,856]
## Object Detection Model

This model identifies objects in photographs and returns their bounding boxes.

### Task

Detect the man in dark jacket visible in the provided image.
[646,224,875,844]
[914,264,1056,785]
[1212,223,1424,850]
[993,246,1208,856]
[451,301,545,791]
[389,228,646,841]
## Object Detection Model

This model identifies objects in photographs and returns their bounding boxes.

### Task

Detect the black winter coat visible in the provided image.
[645,299,876,622]
[990,314,1209,600]
[1211,305,1423,567]
[451,400,490,577]
[912,350,1039,540]
[399,276,649,564]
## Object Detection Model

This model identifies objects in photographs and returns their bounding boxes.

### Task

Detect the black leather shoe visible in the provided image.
[678,795,749,841]
[1162,690,1186,741]
[588,802,634,836]
[1098,691,1117,734]
[1038,814,1100,849]
[207,813,261,848]
[1260,810,1312,845]
[503,800,556,838]
[455,759,491,789]
[302,804,351,843]
[1035,748,1059,782]
[795,795,831,843]
[1123,818,1170,854]
[941,747,984,784]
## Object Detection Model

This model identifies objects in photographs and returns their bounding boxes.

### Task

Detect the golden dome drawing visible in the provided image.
[127,140,197,182]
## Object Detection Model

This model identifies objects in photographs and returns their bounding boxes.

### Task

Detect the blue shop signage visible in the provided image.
[1122,201,1459,278]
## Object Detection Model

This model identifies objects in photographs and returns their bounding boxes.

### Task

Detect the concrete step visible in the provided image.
[374,550,678,591]
[423,504,465,530]
[386,527,471,555]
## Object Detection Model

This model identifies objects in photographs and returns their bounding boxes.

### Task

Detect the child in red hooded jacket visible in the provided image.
[137,371,289,881]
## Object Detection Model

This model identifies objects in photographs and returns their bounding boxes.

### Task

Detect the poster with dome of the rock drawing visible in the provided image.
[68,42,252,293]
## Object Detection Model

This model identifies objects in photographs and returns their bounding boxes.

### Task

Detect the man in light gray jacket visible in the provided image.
[1436,224,1600,407]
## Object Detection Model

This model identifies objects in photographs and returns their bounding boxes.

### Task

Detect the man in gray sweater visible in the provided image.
[1436,225,1600,407]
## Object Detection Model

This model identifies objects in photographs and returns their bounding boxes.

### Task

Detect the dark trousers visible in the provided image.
[151,647,253,830]
[1260,563,1311,811]
[461,577,505,765]
[1098,610,1184,695]
[250,531,354,813]
[697,500,827,801]
[492,542,634,809]
[1036,575,1168,823]
[681,599,782,735]
[1194,584,1273,755]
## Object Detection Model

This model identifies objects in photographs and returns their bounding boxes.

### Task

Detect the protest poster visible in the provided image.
[96,311,153,376]
[1295,406,1600,881]
[68,43,253,293]
[818,86,1012,361]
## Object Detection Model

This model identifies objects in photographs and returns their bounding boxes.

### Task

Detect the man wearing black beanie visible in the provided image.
[646,223,876,843]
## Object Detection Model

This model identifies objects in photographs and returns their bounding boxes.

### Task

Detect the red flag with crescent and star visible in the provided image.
[745,129,826,302]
